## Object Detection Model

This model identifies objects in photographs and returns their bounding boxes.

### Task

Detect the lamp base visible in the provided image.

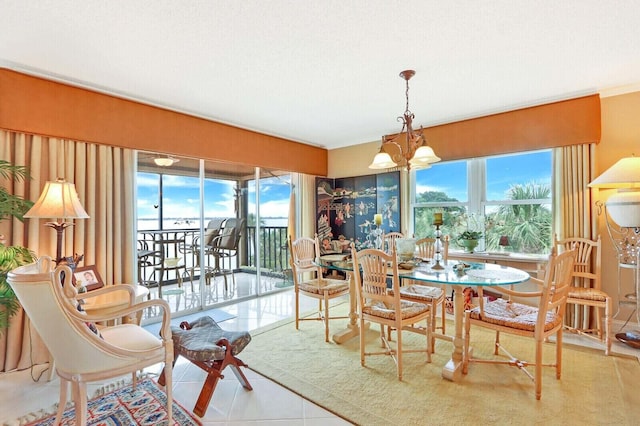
[44,221,74,264]
[615,331,640,349]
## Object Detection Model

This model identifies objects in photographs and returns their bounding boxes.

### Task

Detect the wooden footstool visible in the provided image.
[159,316,253,417]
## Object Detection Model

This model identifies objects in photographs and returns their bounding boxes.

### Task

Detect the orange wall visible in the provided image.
[0,68,327,176]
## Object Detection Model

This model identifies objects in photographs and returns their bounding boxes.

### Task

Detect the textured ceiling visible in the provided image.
[2,1,640,150]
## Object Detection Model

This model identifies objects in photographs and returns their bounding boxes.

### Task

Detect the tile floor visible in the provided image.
[1,272,639,425]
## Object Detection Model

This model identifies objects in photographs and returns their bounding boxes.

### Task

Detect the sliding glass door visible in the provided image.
[135,152,293,321]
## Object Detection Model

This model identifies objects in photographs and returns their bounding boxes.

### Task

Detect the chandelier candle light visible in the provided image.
[369,70,441,171]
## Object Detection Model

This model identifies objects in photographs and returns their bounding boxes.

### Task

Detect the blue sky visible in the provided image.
[137,150,550,224]
[137,173,292,222]
[414,150,552,202]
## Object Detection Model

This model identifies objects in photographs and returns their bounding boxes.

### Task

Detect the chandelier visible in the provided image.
[369,70,440,171]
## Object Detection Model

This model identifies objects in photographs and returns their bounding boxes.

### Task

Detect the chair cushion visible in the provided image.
[204,228,220,245]
[363,300,429,321]
[468,298,562,332]
[171,316,251,362]
[298,278,349,295]
[391,284,443,301]
[568,287,608,302]
[100,324,162,351]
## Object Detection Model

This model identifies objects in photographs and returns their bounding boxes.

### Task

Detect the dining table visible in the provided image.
[317,256,530,382]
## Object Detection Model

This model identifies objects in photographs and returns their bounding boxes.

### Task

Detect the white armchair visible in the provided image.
[7,256,174,425]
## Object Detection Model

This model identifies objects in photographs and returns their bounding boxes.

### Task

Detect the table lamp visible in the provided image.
[24,178,89,263]
[589,155,640,347]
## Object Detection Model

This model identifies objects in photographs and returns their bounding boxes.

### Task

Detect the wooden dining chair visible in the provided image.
[393,236,450,349]
[382,231,404,254]
[554,234,611,355]
[462,247,576,400]
[351,246,432,380]
[288,235,350,342]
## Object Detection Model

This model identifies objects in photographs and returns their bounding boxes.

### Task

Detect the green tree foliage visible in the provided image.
[415,182,551,254]
[487,183,552,254]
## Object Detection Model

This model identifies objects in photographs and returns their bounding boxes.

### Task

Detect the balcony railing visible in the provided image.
[136,225,290,285]
[246,225,290,275]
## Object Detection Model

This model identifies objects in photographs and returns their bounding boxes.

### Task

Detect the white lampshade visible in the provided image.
[589,156,640,228]
[24,179,89,220]
[369,151,397,169]
[410,145,441,165]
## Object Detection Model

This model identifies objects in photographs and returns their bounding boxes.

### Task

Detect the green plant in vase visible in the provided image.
[457,230,483,253]
[0,160,34,333]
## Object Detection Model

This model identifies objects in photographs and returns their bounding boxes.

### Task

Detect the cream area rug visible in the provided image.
[241,304,640,426]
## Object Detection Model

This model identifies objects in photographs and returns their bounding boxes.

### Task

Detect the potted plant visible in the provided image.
[457,230,483,253]
[0,160,34,333]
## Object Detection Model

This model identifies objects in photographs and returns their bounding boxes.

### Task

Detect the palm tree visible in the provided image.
[0,160,34,332]
[488,182,552,253]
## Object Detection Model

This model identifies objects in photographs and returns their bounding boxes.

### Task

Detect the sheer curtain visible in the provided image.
[553,143,596,329]
[0,130,135,372]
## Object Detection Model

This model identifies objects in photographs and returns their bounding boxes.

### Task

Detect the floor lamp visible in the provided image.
[24,178,89,264]
[589,156,640,347]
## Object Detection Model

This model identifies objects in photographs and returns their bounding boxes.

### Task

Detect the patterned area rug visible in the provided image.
[24,379,200,426]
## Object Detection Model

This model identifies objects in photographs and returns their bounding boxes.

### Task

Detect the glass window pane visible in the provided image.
[162,174,201,229]
[484,202,552,254]
[486,151,552,201]
[414,206,468,240]
[137,172,160,230]
[414,160,468,203]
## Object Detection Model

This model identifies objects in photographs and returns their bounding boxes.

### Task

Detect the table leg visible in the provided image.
[442,284,465,381]
[332,272,368,344]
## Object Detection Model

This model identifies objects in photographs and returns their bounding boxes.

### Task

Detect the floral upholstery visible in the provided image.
[362,300,430,320]
[468,298,562,332]
[298,278,349,295]
[171,316,251,363]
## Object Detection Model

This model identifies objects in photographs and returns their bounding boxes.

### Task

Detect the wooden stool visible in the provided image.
[159,316,252,417]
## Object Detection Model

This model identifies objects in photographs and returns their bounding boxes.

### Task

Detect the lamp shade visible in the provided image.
[410,145,441,165]
[589,157,640,189]
[369,151,397,169]
[589,156,640,228]
[24,179,89,220]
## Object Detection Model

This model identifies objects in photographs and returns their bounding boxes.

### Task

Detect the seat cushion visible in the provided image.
[568,287,608,302]
[391,284,444,302]
[100,324,162,351]
[299,278,349,295]
[362,300,429,321]
[171,316,251,362]
[468,298,562,332]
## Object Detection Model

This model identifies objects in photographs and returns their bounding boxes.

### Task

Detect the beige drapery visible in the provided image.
[0,130,135,372]
[553,143,596,329]
[300,174,317,239]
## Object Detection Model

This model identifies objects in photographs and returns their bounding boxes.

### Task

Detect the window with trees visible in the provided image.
[412,150,552,254]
